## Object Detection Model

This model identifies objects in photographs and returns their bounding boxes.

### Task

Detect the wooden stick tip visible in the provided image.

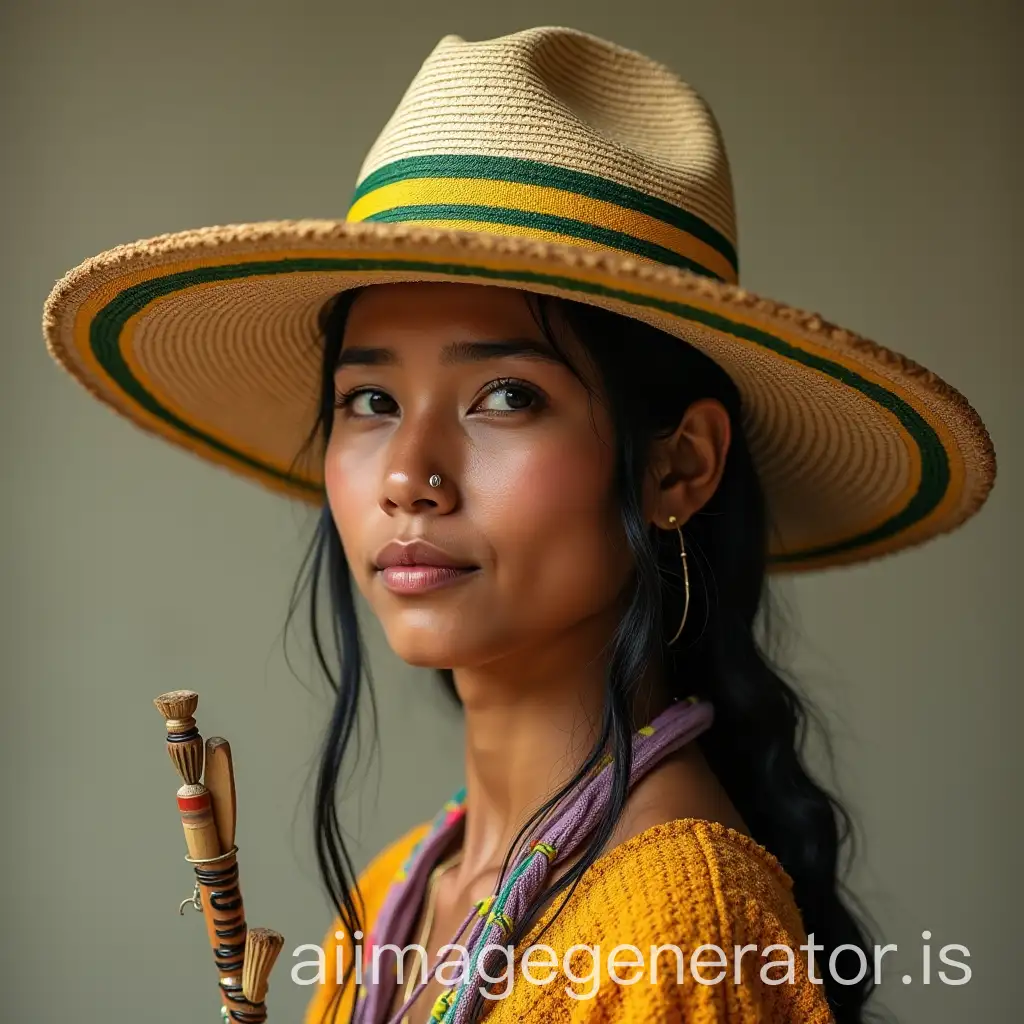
[242,928,285,1004]
[153,690,199,720]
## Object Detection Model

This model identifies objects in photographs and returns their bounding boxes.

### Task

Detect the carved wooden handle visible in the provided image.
[155,690,280,1021]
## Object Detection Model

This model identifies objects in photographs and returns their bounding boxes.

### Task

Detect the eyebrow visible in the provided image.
[335,338,565,369]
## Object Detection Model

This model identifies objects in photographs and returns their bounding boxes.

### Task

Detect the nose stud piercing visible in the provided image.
[428,474,442,488]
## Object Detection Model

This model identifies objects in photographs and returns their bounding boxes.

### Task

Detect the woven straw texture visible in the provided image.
[41,26,995,571]
[352,27,736,249]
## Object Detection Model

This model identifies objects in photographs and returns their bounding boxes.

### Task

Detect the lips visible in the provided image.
[374,539,476,570]
[374,539,479,594]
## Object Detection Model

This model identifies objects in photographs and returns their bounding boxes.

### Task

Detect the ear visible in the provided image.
[643,398,732,528]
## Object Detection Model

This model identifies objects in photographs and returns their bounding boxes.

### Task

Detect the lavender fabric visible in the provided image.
[353,697,715,1024]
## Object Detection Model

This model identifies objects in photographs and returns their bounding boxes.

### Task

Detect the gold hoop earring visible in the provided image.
[666,515,690,646]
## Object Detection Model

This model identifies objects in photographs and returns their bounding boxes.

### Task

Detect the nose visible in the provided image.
[379,427,457,516]
[380,469,455,515]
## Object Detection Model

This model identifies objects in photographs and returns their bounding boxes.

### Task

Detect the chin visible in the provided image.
[384,620,496,670]
[381,622,464,669]
[390,641,462,669]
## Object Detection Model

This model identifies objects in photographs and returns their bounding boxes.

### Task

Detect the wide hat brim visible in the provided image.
[42,218,995,572]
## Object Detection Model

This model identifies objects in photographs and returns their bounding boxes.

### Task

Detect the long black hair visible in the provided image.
[288,285,876,1023]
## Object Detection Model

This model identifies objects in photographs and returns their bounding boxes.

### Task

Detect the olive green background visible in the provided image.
[1,1,1019,1021]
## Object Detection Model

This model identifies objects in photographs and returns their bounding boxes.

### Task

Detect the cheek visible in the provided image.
[473,432,630,613]
[323,436,378,578]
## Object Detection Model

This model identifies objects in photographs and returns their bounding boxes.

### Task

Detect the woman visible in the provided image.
[301,278,869,1024]
[43,24,994,1024]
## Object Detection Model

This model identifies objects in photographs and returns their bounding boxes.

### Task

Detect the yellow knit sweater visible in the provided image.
[304,818,835,1024]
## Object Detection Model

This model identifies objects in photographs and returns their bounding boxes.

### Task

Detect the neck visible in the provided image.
[450,628,672,880]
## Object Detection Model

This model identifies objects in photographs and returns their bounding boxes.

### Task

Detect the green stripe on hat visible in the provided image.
[350,155,739,276]
[362,203,727,279]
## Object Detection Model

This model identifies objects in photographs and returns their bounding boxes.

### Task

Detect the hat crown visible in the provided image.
[346,26,739,283]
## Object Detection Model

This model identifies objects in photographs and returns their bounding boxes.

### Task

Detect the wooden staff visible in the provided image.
[154,690,284,1022]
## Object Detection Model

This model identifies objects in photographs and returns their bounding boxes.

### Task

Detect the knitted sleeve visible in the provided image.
[537,820,836,1024]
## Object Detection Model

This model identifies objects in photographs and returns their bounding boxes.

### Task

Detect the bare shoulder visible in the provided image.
[611,741,751,843]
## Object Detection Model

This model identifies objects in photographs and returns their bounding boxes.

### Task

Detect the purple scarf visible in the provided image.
[353,697,714,1024]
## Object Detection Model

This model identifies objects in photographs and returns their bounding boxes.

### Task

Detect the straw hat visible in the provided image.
[42,25,994,571]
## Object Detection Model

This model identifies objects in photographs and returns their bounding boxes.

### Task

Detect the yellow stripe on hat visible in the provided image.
[347,177,738,283]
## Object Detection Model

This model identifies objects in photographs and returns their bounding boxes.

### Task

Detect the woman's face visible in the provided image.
[324,282,634,671]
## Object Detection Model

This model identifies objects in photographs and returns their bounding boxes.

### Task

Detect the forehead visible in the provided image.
[338,282,601,391]
[344,281,546,344]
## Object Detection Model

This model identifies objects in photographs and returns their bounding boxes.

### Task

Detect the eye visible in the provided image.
[474,378,544,414]
[334,387,398,417]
